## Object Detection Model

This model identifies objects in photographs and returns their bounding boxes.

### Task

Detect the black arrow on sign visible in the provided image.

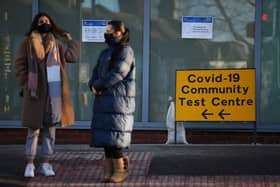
[201,109,214,119]
[218,109,231,119]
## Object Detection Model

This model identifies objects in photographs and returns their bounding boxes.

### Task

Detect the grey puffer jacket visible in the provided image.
[88,45,135,148]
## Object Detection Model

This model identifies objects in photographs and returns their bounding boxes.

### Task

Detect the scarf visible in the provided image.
[28,32,62,124]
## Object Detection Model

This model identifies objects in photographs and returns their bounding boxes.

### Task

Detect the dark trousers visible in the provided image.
[104,147,123,159]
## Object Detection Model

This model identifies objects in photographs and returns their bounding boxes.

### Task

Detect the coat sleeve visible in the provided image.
[14,38,28,87]
[64,40,80,63]
[88,59,100,91]
[92,47,134,91]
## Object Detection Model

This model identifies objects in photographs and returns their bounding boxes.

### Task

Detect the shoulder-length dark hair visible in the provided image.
[108,20,131,69]
[108,20,130,45]
[26,12,66,37]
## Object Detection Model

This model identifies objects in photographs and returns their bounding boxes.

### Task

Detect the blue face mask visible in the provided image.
[104,33,122,46]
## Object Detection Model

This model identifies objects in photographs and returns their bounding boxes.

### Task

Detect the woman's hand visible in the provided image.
[91,86,102,95]
[62,32,72,42]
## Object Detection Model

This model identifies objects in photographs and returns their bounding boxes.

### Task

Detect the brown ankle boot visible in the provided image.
[110,156,129,183]
[102,159,113,182]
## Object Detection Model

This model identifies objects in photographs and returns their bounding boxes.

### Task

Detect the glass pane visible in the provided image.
[150,0,255,122]
[0,1,32,120]
[260,0,280,123]
[40,0,143,121]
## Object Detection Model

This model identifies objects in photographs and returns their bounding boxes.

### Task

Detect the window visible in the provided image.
[150,0,255,122]
[260,0,280,124]
[40,0,143,121]
[0,0,32,120]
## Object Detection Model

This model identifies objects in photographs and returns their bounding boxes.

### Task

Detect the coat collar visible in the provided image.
[30,31,55,61]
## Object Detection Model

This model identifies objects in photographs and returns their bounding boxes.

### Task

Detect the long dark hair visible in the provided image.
[26,12,66,38]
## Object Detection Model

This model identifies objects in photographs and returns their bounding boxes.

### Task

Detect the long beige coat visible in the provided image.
[15,33,80,129]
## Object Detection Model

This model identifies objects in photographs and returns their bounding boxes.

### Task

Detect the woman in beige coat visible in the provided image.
[14,12,79,178]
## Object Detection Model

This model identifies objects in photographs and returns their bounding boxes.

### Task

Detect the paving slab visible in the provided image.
[0,144,280,187]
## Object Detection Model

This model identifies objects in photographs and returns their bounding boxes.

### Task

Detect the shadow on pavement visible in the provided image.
[149,145,280,176]
[0,148,29,187]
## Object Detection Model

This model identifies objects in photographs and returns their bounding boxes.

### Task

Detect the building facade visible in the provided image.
[0,0,279,143]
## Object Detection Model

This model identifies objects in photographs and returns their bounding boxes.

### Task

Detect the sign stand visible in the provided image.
[253,123,257,144]
[174,121,177,144]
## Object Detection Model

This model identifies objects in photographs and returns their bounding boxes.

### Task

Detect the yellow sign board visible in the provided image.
[175,69,256,121]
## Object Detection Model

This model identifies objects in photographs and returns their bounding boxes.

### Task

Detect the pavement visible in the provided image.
[1,144,280,187]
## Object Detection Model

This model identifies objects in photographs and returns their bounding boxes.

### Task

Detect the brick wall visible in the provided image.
[0,128,167,144]
[0,128,280,144]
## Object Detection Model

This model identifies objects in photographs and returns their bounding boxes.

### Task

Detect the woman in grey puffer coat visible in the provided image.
[88,20,135,183]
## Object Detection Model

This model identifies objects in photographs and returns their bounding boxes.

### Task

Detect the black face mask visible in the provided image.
[104,33,122,46]
[37,23,52,33]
